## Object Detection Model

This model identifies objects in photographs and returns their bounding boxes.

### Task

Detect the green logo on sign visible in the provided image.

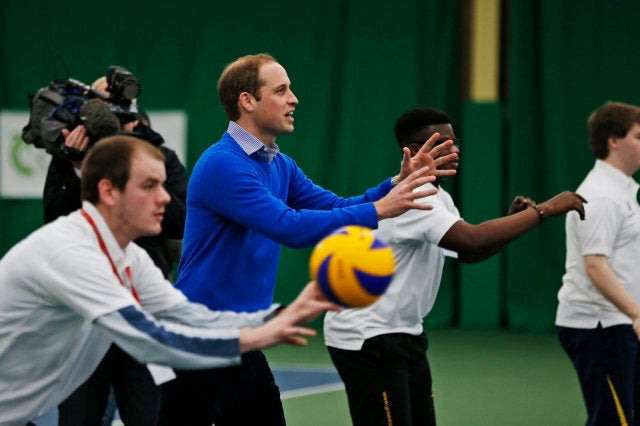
[10,131,33,176]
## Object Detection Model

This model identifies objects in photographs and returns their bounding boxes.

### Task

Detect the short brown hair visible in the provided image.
[81,135,165,204]
[217,53,277,121]
[587,101,640,159]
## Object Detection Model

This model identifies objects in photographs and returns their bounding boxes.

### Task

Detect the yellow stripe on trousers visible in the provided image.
[382,391,393,425]
[606,375,629,426]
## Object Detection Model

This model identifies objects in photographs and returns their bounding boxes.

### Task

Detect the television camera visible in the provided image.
[22,66,141,161]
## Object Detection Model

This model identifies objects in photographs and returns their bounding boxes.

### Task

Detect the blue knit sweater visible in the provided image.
[175,132,392,312]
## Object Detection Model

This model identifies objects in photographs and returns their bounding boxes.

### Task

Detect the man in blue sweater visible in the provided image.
[157,53,456,425]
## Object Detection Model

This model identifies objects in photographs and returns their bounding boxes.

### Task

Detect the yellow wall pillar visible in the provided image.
[459,0,505,328]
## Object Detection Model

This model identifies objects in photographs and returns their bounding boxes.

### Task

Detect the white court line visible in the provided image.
[281,382,345,400]
[271,364,339,372]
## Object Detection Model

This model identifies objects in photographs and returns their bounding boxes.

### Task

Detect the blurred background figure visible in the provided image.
[41,69,188,426]
[556,101,640,426]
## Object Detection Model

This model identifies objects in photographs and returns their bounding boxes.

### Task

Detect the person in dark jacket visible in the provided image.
[43,112,187,278]
[42,74,188,426]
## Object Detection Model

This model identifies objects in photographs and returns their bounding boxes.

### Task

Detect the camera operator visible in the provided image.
[42,71,188,425]
[43,74,187,278]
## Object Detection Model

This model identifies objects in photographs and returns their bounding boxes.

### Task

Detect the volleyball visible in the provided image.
[309,225,395,308]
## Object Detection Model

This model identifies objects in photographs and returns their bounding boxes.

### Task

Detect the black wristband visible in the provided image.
[531,205,544,224]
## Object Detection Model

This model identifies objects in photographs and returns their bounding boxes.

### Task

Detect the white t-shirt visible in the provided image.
[324,183,461,350]
[0,202,186,424]
[556,160,640,329]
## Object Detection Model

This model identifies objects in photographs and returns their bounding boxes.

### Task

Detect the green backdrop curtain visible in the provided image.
[0,0,461,323]
[4,0,639,333]
[505,0,640,332]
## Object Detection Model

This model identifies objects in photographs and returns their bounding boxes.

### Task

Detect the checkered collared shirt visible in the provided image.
[227,121,279,164]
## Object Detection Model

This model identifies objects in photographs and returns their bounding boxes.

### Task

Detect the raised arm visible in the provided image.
[440,191,587,263]
[43,126,90,223]
[95,282,338,369]
[95,306,243,370]
[239,282,340,350]
[373,166,440,220]
[394,132,459,183]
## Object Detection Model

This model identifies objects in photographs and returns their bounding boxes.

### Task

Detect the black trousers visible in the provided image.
[328,332,435,426]
[157,350,285,426]
[58,344,160,426]
[558,323,640,426]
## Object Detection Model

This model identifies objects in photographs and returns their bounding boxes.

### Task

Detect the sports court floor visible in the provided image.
[33,329,587,425]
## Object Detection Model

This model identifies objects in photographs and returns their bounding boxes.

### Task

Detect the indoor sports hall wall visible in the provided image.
[502,0,640,332]
[1,0,639,333]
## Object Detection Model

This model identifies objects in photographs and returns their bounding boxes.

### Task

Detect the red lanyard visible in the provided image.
[81,209,141,303]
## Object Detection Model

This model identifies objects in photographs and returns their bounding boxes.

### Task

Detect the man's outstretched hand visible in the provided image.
[537,191,588,221]
[374,166,439,220]
[239,282,340,352]
[396,132,458,183]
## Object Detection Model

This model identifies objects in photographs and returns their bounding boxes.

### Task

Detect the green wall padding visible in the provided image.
[458,101,503,328]
[4,0,640,333]
[0,0,461,312]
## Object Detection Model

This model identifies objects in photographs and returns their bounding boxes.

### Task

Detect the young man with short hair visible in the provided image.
[0,135,336,425]
[556,101,640,425]
[324,107,587,426]
[159,54,457,425]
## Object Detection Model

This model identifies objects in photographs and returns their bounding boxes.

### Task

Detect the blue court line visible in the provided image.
[273,365,344,399]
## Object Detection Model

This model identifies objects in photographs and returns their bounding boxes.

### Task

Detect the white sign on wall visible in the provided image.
[0,110,187,199]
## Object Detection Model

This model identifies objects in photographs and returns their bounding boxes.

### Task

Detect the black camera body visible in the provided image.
[22,66,141,161]
[106,66,140,105]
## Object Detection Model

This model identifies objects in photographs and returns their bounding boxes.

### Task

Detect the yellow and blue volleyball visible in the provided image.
[309,225,395,308]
